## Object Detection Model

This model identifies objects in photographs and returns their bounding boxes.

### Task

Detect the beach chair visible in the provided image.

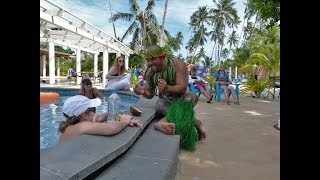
[213,71,240,103]
[215,82,232,102]
[188,66,212,97]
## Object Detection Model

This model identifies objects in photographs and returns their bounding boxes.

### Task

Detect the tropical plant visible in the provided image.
[128,53,145,69]
[240,76,269,98]
[130,72,139,88]
[188,6,211,62]
[166,31,184,56]
[109,0,160,50]
[160,0,169,46]
[248,0,280,28]
[210,0,240,67]
[227,30,239,52]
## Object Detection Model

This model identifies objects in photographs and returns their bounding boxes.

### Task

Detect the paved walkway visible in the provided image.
[175,95,280,180]
[41,81,280,179]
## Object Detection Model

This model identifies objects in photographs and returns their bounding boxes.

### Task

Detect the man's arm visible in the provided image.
[164,58,188,96]
[133,68,154,99]
[133,83,154,99]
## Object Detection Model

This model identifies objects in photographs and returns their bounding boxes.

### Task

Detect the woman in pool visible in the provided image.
[78,78,104,99]
[58,95,143,144]
[105,56,132,90]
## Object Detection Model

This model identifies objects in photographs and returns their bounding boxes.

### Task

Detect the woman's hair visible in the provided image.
[111,56,126,75]
[58,108,93,133]
[58,114,81,133]
[190,67,196,76]
[79,78,91,95]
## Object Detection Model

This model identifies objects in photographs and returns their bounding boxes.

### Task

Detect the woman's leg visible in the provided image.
[204,84,213,101]
[198,86,211,100]
[107,76,131,90]
[227,86,238,103]
[221,85,230,103]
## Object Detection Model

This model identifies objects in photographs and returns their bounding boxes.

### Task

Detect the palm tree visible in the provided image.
[160,0,169,46]
[109,0,159,50]
[108,0,117,39]
[233,46,250,68]
[237,0,248,48]
[201,55,212,68]
[196,47,208,63]
[246,0,263,39]
[188,6,211,63]
[167,31,184,55]
[210,0,240,67]
[227,30,239,52]
[243,22,254,41]
[221,48,229,62]
[208,28,218,65]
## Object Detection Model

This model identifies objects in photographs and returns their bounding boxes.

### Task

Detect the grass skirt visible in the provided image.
[166,100,197,151]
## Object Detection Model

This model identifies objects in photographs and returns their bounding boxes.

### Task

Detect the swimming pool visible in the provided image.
[40,88,139,150]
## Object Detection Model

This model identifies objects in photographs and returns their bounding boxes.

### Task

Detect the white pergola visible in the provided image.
[40,0,134,86]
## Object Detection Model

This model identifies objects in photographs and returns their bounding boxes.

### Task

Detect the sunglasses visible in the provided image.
[118,60,124,62]
[85,82,92,85]
[219,70,224,71]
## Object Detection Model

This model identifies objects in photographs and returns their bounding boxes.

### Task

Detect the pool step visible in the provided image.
[94,119,180,180]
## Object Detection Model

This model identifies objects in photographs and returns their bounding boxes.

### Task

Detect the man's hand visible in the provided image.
[157,79,168,94]
[133,84,145,95]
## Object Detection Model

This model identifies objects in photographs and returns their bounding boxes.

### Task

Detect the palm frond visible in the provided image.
[122,21,139,41]
[110,12,134,22]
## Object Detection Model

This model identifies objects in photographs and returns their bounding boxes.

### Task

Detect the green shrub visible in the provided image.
[241,76,269,98]
[130,73,138,88]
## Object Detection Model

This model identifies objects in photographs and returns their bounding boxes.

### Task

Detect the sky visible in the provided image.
[49,0,247,60]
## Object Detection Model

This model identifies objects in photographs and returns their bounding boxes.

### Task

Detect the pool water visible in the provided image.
[40,92,139,150]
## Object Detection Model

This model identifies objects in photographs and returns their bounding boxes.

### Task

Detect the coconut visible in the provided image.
[130,106,142,116]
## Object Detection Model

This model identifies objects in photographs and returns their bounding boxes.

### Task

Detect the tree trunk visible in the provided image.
[160,0,169,46]
[108,0,117,39]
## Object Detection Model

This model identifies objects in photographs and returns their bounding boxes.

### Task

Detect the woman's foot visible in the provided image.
[206,95,213,103]
[234,101,240,105]
[154,122,176,135]
[227,100,231,105]
[209,94,213,101]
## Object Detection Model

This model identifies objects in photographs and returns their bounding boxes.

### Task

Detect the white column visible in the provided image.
[235,67,238,83]
[125,55,129,70]
[48,39,55,85]
[76,49,81,85]
[94,53,98,78]
[103,48,109,87]
[42,55,46,78]
[229,67,232,79]
[56,57,60,84]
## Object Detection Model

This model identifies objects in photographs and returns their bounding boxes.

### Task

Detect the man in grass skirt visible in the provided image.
[133,45,207,151]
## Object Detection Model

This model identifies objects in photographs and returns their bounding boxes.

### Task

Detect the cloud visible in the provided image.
[46,0,247,59]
